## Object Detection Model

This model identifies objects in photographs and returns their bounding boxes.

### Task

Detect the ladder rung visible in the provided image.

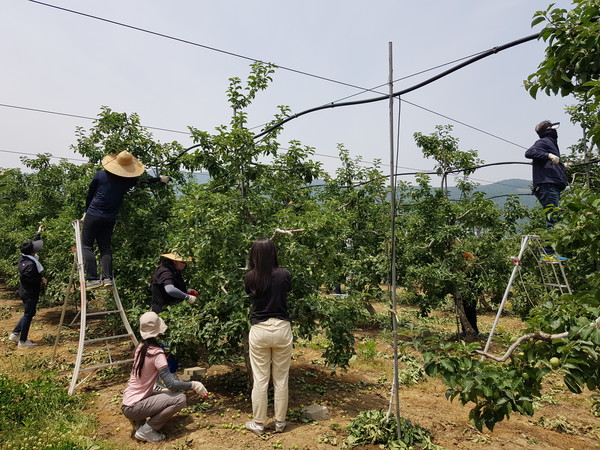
[545,283,569,288]
[86,309,122,317]
[79,358,135,373]
[85,333,134,344]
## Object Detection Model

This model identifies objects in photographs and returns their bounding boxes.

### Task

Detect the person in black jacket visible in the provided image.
[525,120,567,256]
[9,226,46,348]
[151,253,197,315]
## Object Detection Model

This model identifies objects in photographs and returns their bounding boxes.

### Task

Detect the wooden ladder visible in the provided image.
[51,219,138,395]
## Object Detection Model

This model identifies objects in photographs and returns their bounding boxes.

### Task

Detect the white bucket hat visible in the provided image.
[139,312,167,340]
[102,151,145,178]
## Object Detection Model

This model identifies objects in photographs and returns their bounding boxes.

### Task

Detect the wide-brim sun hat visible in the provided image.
[102,150,145,178]
[139,311,167,340]
[161,252,193,263]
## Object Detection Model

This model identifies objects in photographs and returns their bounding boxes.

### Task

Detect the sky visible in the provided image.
[0,0,581,190]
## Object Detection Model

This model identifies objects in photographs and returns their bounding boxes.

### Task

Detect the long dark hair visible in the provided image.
[133,337,165,378]
[244,238,279,297]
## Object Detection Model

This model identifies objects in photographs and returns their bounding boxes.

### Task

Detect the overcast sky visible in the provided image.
[1,0,580,190]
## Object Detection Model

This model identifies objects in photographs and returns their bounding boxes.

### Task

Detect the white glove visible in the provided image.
[37,224,45,234]
[563,162,571,169]
[191,381,208,397]
[186,295,197,305]
[548,153,560,164]
[159,175,170,183]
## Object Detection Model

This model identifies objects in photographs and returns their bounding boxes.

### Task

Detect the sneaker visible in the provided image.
[18,340,37,348]
[85,279,103,290]
[134,423,165,443]
[128,418,145,431]
[245,420,265,436]
[8,333,20,342]
[540,254,568,262]
[275,421,287,433]
[102,278,113,288]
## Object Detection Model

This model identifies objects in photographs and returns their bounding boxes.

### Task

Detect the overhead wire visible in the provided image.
[24,2,537,159]
[27,0,380,93]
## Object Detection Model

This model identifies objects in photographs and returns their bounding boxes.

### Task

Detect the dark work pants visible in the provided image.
[462,300,479,334]
[13,296,39,342]
[82,214,116,280]
[534,183,562,253]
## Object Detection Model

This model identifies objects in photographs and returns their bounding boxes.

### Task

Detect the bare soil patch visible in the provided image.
[1,288,598,449]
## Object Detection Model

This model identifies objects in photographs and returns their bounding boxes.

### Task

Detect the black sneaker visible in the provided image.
[85,279,103,290]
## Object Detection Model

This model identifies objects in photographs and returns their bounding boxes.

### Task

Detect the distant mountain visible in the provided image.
[188,172,537,209]
[447,178,536,209]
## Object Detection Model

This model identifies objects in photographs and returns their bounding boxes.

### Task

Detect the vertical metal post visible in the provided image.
[388,41,402,439]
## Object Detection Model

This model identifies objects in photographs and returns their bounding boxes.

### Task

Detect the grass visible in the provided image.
[0,371,105,449]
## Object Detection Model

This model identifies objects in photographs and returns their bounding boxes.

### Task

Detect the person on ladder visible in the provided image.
[10,225,46,348]
[524,120,568,261]
[82,150,169,290]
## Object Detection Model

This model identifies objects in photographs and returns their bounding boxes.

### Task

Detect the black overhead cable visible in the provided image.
[253,33,541,140]
[26,2,538,156]
[0,103,192,136]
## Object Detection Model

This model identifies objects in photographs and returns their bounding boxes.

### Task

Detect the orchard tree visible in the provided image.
[525,0,600,145]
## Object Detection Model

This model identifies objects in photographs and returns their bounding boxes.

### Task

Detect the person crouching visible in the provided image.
[121,312,208,443]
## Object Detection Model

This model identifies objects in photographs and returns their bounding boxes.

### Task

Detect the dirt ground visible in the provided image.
[1,287,598,450]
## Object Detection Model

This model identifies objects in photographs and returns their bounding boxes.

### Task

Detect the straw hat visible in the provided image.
[102,151,145,178]
[139,311,167,340]
[161,252,193,263]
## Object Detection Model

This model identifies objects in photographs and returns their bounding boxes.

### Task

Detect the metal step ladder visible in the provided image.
[51,219,138,395]
[481,234,571,360]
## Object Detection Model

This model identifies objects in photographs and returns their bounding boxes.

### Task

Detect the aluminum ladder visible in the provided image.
[481,234,571,361]
[51,219,138,394]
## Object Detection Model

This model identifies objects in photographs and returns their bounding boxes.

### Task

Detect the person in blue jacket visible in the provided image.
[524,120,567,256]
[82,151,168,290]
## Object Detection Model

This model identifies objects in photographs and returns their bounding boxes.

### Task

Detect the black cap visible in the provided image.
[535,120,560,137]
[20,240,43,255]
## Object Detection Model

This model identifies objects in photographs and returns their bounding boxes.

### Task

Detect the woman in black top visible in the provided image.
[244,238,292,436]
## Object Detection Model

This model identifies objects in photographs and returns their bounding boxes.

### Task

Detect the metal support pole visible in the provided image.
[388,41,402,439]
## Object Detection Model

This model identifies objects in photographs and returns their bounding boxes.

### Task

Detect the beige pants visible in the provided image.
[249,318,293,423]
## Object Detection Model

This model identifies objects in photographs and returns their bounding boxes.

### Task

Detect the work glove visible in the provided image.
[191,381,208,397]
[159,175,170,183]
[563,162,571,169]
[186,294,197,305]
[548,153,560,164]
[37,224,46,234]
[41,277,47,288]
[187,289,199,297]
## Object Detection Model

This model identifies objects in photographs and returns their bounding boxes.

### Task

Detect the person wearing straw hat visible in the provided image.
[122,311,208,443]
[82,150,168,290]
[9,225,46,348]
[151,252,198,315]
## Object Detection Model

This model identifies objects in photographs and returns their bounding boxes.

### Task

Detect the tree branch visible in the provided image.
[477,316,600,362]
[270,228,305,240]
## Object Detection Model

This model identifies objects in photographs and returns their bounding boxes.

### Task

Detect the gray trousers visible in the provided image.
[122,392,186,430]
